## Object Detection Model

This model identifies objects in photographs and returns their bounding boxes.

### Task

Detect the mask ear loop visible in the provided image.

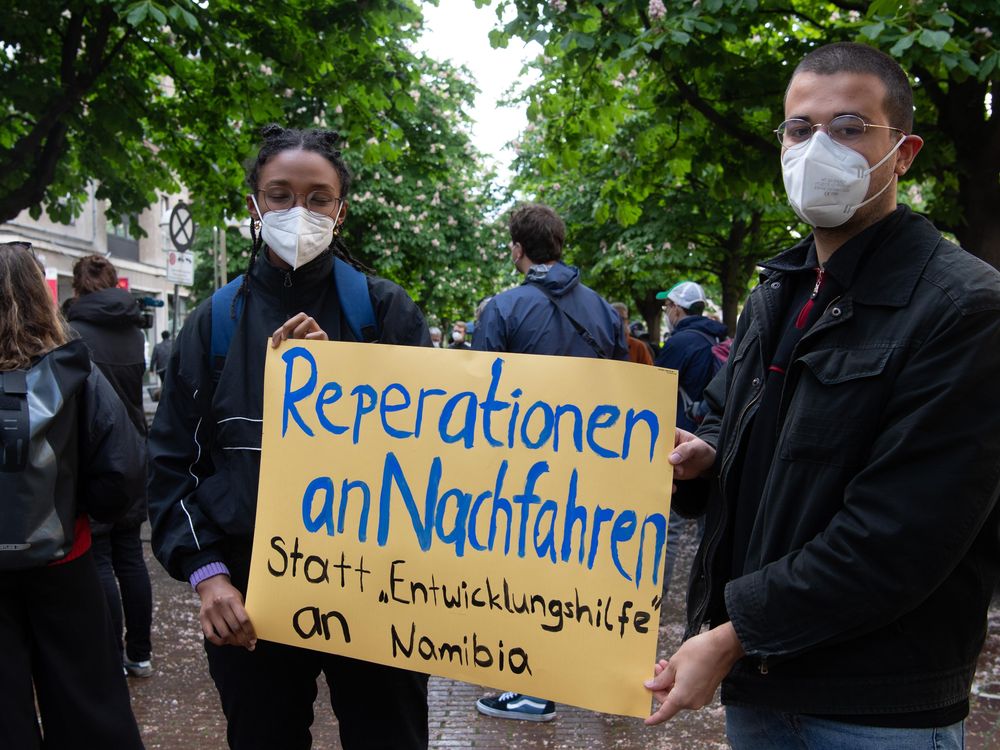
[332,201,345,237]
[852,135,908,211]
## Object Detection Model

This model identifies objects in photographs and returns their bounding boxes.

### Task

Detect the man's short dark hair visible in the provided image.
[510,203,565,264]
[161,331,170,340]
[789,42,914,133]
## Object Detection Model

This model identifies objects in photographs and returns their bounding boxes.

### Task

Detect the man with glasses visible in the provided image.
[644,42,1000,749]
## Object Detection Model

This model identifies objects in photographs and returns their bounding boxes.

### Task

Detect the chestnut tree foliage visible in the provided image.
[0,0,509,321]
[494,0,997,334]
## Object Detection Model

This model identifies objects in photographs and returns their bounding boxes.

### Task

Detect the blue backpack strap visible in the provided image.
[333,257,378,343]
[210,274,246,381]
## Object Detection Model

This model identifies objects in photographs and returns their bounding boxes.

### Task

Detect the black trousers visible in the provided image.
[205,552,429,750]
[206,639,429,749]
[92,522,154,662]
[0,551,145,749]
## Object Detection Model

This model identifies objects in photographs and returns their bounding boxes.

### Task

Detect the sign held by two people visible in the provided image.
[246,340,676,717]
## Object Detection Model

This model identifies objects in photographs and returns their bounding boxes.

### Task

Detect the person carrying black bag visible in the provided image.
[0,242,145,749]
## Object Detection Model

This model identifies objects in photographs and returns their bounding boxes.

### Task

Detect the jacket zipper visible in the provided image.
[793,267,825,330]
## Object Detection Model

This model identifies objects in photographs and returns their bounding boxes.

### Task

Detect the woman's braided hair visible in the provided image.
[234,124,370,318]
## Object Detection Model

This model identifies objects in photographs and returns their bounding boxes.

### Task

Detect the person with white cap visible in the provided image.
[653,280,728,600]
[655,281,729,433]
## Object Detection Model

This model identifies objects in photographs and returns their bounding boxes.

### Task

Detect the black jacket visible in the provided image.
[67,287,148,529]
[67,287,147,434]
[147,251,431,582]
[677,208,1000,716]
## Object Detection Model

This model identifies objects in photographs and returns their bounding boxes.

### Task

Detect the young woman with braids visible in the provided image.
[147,126,431,750]
[0,242,145,748]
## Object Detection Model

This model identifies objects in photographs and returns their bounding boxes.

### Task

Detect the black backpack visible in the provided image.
[0,344,88,569]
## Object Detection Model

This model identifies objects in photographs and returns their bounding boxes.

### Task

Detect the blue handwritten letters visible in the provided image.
[281,345,667,588]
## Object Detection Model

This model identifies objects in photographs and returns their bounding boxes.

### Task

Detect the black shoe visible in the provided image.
[475,692,556,722]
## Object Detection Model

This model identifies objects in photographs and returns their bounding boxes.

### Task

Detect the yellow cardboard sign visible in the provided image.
[246,340,676,717]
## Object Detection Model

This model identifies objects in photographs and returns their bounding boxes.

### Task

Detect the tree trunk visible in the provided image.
[935,75,1000,269]
[953,157,1000,270]
[637,291,663,347]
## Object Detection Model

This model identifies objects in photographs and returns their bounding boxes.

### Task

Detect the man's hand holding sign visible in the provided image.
[245,339,676,717]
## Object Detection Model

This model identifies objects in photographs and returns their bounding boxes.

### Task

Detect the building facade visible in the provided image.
[1,185,192,368]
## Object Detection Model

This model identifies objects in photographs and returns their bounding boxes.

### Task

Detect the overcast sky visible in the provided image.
[414,0,540,184]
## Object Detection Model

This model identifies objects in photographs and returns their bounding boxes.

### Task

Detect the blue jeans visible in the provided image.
[726,706,964,749]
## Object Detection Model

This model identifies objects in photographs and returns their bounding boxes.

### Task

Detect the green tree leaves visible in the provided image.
[501,0,999,335]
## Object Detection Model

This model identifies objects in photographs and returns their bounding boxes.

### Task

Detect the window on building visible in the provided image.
[107,212,140,261]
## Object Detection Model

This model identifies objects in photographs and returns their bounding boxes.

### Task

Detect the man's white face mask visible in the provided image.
[251,195,342,270]
[781,131,904,228]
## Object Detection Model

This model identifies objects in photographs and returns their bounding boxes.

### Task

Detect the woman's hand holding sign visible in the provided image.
[197,575,258,651]
[271,312,329,348]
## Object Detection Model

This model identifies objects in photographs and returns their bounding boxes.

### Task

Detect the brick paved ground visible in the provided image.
[129,516,1000,749]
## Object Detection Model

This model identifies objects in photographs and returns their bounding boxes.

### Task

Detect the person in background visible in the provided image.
[646,43,1000,750]
[653,280,727,600]
[428,326,443,348]
[449,320,472,349]
[66,254,154,679]
[611,301,654,365]
[0,242,145,748]
[473,202,628,722]
[147,125,431,750]
[150,330,173,384]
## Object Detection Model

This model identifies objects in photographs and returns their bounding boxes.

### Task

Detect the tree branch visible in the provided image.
[670,72,774,156]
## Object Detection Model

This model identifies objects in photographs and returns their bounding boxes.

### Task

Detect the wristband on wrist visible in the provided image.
[189,562,230,591]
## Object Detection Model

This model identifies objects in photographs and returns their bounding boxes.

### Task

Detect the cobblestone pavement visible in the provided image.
[129,518,1000,749]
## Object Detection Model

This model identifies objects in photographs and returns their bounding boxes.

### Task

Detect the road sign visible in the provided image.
[168,202,195,252]
[166,249,194,285]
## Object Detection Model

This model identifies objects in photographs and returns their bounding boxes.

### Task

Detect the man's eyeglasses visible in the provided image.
[774,114,906,149]
[258,189,344,217]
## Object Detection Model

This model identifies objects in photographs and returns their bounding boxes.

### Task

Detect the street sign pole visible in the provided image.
[172,284,180,338]
[166,202,195,335]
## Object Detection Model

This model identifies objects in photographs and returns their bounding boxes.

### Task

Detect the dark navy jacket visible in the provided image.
[472,262,628,360]
[655,315,729,431]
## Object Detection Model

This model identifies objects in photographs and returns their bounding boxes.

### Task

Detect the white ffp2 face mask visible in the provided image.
[251,195,341,270]
[781,131,905,228]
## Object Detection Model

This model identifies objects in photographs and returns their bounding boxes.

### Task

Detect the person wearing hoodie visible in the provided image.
[471,203,627,722]
[66,254,154,678]
[473,203,628,360]
[653,281,728,599]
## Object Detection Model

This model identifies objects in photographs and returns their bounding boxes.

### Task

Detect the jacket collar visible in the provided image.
[249,246,336,296]
[760,206,941,309]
